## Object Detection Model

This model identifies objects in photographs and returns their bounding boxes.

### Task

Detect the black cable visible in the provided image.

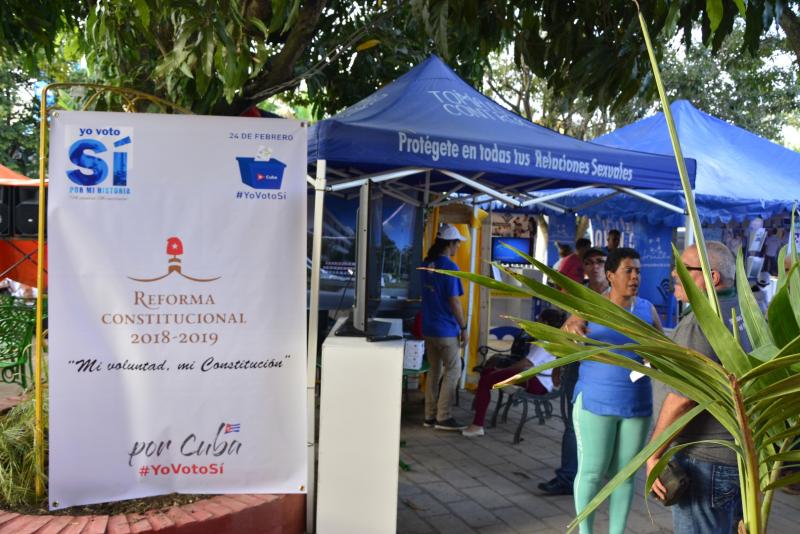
[331,267,356,323]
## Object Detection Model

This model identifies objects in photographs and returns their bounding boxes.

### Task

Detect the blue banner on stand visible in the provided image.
[593,216,676,327]
[547,214,577,267]
[633,222,676,327]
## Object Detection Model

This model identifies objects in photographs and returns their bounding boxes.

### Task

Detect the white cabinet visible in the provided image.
[316,319,404,534]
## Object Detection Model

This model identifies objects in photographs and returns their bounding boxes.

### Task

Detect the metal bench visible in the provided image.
[490,384,563,444]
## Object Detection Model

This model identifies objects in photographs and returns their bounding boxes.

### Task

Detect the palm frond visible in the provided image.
[735,250,773,349]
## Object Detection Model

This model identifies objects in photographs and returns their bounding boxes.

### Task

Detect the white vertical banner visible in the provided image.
[47,111,307,509]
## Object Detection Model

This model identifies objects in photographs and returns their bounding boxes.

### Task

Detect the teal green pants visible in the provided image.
[573,393,651,534]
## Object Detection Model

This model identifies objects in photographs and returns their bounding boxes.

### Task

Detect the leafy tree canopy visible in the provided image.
[485,24,800,144]
[0,63,39,176]
[0,0,797,118]
[0,35,86,176]
[662,26,799,142]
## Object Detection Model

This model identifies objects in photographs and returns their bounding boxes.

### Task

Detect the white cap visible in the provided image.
[437,223,467,241]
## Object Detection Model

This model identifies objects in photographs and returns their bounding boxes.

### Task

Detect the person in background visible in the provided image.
[552,243,572,272]
[763,229,780,276]
[605,229,621,253]
[462,309,567,437]
[647,241,748,533]
[538,248,608,496]
[563,247,662,534]
[751,272,770,315]
[558,238,591,285]
[726,231,743,256]
[581,248,609,294]
[420,224,468,431]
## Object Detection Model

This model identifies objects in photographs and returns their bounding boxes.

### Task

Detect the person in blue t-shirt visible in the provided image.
[562,247,662,534]
[420,224,468,431]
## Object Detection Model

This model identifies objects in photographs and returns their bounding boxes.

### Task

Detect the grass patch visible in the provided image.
[0,389,210,515]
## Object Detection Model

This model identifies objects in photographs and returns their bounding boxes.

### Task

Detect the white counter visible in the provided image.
[316,318,404,534]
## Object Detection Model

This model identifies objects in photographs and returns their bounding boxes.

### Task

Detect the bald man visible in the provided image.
[646,242,750,533]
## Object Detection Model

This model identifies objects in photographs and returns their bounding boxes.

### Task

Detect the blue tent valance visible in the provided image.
[499,188,791,227]
[578,100,798,224]
[309,56,694,199]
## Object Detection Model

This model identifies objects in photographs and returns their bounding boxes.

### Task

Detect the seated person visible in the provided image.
[462,309,567,437]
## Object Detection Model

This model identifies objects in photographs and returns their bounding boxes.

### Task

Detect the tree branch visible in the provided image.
[212,0,328,115]
[485,75,522,115]
[780,9,800,66]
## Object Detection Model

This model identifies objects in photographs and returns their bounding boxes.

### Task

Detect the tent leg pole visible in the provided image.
[307,160,326,533]
[423,170,430,209]
[462,205,479,389]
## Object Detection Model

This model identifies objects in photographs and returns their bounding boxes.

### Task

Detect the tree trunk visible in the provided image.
[780,9,800,66]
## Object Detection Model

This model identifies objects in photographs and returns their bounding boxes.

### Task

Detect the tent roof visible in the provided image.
[0,164,43,187]
[309,55,693,202]
[578,100,799,223]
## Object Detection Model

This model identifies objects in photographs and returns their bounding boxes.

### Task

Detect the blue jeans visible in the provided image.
[672,453,742,534]
[555,364,578,483]
[555,413,577,483]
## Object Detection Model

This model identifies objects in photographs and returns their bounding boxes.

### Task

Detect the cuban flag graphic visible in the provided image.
[224,423,241,434]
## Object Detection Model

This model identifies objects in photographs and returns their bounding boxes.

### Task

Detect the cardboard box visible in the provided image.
[403,340,425,370]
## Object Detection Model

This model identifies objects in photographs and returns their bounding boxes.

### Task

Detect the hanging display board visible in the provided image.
[547,214,577,267]
[594,216,676,327]
[47,111,307,509]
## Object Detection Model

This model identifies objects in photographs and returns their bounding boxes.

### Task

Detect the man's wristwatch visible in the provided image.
[459,323,467,330]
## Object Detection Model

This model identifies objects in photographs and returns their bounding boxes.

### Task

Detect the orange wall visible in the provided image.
[0,240,48,288]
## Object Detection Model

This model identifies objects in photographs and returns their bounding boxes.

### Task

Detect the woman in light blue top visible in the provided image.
[563,247,662,534]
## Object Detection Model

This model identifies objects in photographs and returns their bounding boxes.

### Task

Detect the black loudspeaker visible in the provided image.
[0,187,11,236]
[13,187,44,237]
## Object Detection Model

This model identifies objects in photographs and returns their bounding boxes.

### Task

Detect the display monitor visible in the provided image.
[492,236,532,264]
[746,255,764,280]
[335,181,392,340]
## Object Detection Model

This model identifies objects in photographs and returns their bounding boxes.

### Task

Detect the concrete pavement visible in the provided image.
[397,385,800,533]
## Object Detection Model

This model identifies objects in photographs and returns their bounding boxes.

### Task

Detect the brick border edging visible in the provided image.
[0,494,306,534]
[0,398,306,533]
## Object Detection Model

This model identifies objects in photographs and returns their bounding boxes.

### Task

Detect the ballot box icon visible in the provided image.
[236,157,287,189]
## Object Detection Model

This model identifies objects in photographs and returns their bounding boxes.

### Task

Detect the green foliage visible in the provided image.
[0,37,88,175]
[0,392,47,508]
[0,1,86,71]
[0,62,38,177]
[415,0,793,117]
[661,26,800,143]
[73,0,435,116]
[437,11,800,530]
[2,1,797,119]
[484,23,800,143]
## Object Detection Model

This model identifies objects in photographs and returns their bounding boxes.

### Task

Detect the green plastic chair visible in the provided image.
[0,302,39,388]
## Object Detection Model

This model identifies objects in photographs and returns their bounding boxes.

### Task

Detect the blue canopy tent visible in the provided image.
[308,55,694,206]
[529,100,799,227]
[306,52,695,347]
[306,52,696,362]
[304,57,694,521]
